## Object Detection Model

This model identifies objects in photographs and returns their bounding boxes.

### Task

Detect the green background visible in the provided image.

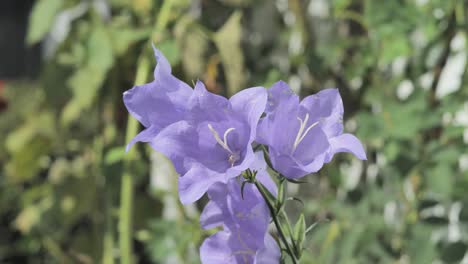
[1,0,467,263]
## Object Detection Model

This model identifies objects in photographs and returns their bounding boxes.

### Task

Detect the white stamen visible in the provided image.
[208,124,240,167]
[207,124,235,154]
[292,113,319,152]
[223,127,236,149]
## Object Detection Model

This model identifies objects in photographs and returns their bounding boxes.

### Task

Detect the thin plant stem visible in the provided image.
[119,55,150,264]
[254,180,299,264]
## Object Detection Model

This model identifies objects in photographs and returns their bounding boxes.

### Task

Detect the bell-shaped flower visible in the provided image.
[124,46,267,204]
[199,152,277,231]
[123,47,193,151]
[257,81,366,179]
[199,159,280,264]
[200,230,280,264]
[149,81,267,204]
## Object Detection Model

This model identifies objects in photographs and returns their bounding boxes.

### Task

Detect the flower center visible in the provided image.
[292,113,319,152]
[207,124,239,166]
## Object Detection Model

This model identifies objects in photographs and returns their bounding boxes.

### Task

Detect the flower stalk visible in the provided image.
[119,55,150,264]
[253,178,299,264]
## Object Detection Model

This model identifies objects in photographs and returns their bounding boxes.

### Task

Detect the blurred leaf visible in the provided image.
[26,0,63,44]
[104,146,126,165]
[427,165,453,198]
[110,26,150,56]
[14,206,41,234]
[62,24,114,124]
[175,17,209,79]
[5,112,55,153]
[440,241,467,263]
[213,12,245,96]
[145,219,202,264]
[5,137,51,183]
[159,39,181,66]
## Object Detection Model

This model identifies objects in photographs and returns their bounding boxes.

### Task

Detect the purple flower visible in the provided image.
[257,81,366,179]
[124,47,267,204]
[123,47,193,151]
[200,231,280,264]
[199,155,280,263]
[199,152,277,232]
[148,81,267,204]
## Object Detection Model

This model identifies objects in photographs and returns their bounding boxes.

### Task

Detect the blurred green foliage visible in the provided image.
[0,0,467,263]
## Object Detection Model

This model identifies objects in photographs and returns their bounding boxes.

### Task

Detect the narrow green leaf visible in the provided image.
[293,214,306,257]
[276,179,286,210]
[256,181,276,205]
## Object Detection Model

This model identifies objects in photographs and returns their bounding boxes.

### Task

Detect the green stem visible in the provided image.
[103,206,115,264]
[254,180,299,264]
[119,56,150,264]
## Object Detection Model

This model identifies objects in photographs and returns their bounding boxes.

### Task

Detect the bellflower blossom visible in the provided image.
[158,81,267,204]
[199,154,280,263]
[257,81,366,179]
[126,63,267,204]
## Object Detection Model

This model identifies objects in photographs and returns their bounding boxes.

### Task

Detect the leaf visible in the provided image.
[62,24,114,124]
[276,179,285,209]
[14,206,41,234]
[27,0,63,44]
[440,241,467,263]
[5,136,51,183]
[88,26,115,71]
[104,146,126,165]
[213,12,246,96]
[158,40,181,66]
[427,164,453,198]
[109,27,150,56]
[293,214,306,257]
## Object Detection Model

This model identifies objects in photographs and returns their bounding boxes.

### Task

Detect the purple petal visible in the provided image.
[256,88,299,149]
[188,81,230,121]
[269,147,327,179]
[152,46,193,96]
[300,88,344,138]
[327,133,367,162]
[251,151,277,196]
[124,81,186,128]
[200,231,235,264]
[123,48,192,130]
[269,149,309,179]
[200,200,223,230]
[265,80,297,113]
[229,86,268,141]
[224,147,256,181]
[178,164,222,204]
[149,121,196,174]
[254,234,281,264]
[125,126,159,152]
[151,44,172,77]
[293,125,329,165]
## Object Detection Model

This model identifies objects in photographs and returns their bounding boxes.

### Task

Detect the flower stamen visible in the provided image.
[292,113,319,152]
[208,124,239,166]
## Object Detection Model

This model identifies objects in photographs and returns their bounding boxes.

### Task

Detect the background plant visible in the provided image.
[0,0,467,263]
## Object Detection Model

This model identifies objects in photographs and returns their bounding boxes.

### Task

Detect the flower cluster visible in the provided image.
[124,47,366,263]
